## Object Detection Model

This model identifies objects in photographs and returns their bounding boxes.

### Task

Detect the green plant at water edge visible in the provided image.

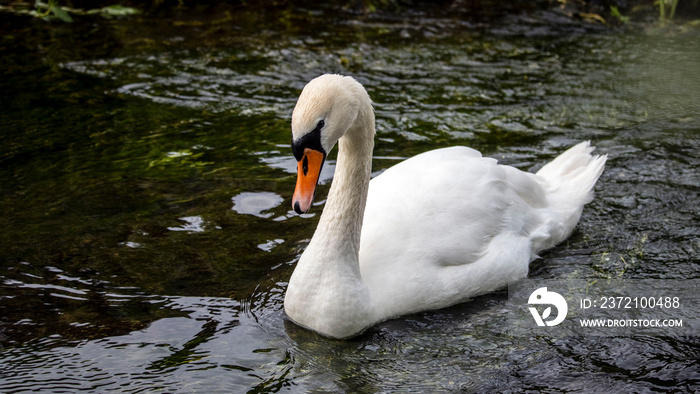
[35,0,73,22]
[0,1,140,22]
[610,5,630,23]
[361,0,402,13]
[657,0,680,22]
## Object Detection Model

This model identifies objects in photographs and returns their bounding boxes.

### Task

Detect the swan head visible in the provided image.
[290,74,373,214]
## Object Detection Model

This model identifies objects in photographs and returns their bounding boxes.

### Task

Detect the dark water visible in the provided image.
[1,3,699,392]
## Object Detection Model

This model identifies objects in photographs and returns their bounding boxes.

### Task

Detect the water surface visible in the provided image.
[1,3,699,392]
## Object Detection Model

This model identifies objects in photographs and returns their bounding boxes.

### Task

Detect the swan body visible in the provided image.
[284,74,607,338]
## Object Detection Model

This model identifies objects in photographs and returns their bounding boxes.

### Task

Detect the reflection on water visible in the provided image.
[0,296,283,392]
[1,2,699,393]
[231,192,285,219]
[167,216,211,232]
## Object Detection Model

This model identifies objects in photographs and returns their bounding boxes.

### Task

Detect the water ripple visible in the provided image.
[6,5,700,393]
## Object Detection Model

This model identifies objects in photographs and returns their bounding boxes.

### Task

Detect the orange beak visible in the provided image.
[292,148,325,214]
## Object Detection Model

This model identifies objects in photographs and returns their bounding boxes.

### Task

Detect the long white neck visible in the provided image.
[316,118,374,259]
[284,106,376,338]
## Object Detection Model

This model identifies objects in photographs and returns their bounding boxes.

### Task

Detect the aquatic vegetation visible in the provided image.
[0,1,140,22]
[658,0,680,22]
[35,0,73,22]
[0,0,698,27]
[610,5,630,23]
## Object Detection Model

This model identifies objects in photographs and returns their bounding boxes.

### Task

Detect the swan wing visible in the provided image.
[358,147,550,314]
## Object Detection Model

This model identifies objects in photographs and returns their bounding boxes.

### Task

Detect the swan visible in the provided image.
[284,74,607,339]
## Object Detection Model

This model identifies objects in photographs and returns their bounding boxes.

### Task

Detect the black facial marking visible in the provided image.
[292,120,326,161]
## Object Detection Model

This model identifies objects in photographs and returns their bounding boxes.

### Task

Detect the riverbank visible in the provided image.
[1,0,699,27]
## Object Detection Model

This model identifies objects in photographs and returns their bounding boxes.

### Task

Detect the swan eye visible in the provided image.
[316,120,325,130]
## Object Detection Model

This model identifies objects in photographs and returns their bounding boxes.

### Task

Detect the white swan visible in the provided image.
[284,74,607,339]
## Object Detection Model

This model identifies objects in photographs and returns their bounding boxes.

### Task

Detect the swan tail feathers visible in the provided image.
[536,141,607,248]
